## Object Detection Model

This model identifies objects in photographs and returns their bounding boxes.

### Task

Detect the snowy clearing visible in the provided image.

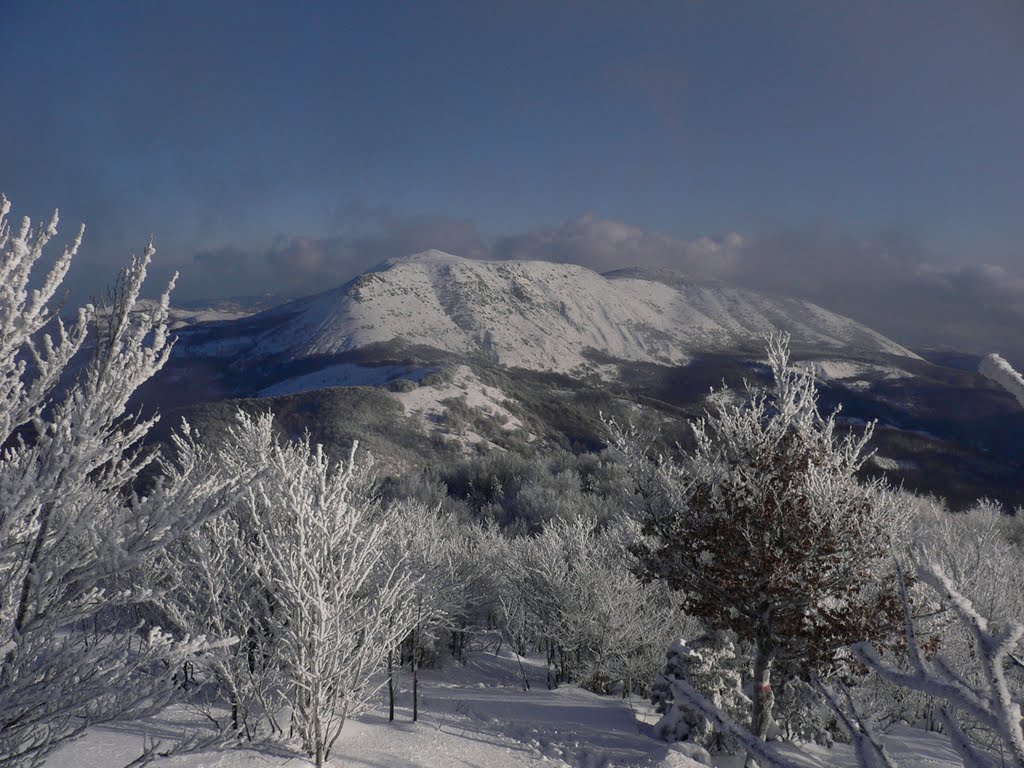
[46,649,963,768]
[796,359,912,384]
[390,364,530,449]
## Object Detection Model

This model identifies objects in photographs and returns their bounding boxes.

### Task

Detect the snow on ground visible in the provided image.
[46,648,964,768]
[258,364,429,397]
[796,359,913,385]
[390,365,531,449]
[127,299,257,330]
[870,454,918,472]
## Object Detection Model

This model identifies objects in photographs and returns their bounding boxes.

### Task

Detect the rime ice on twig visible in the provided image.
[854,563,1024,768]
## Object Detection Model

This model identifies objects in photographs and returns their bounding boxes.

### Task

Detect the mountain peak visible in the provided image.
[177,255,920,373]
[390,249,467,265]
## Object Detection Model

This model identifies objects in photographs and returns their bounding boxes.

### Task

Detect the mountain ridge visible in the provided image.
[174,250,919,374]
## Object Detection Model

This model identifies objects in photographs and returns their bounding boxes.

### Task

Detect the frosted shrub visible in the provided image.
[438,450,625,531]
[909,496,1024,629]
[851,563,1024,768]
[652,633,751,751]
[772,673,838,746]
[386,499,494,664]
[502,515,691,694]
[150,428,286,740]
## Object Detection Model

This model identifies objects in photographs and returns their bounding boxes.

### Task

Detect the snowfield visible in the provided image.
[794,359,912,384]
[45,648,963,768]
[390,364,530,449]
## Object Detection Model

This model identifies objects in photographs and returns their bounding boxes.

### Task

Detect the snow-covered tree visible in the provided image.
[660,356,1024,768]
[158,412,417,767]
[148,425,285,740]
[386,499,493,664]
[500,515,690,694]
[617,334,907,758]
[651,633,751,751]
[0,196,231,767]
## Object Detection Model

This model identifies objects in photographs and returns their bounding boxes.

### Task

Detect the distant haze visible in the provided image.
[1,1,1022,362]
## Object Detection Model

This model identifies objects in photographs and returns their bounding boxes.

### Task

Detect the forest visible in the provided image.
[3,199,1024,768]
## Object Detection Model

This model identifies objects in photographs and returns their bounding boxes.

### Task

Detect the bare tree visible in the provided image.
[160,412,418,767]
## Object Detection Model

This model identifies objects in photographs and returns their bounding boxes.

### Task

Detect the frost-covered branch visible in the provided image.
[0,195,88,445]
[0,196,234,768]
[980,353,1024,408]
[666,677,803,768]
[811,675,900,768]
[854,563,1024,768]
[155,412,419,767]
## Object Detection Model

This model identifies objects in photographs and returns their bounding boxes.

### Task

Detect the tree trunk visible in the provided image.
[314,716,324,767]
[412,643,419,722]
[412,594,422,722]
[388,646,395,722]
[745,640,776,768]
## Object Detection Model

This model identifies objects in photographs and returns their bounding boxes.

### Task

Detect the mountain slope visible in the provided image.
[175,250,917,374]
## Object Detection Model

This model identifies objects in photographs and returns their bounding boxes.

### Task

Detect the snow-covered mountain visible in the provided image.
[148,250,1024,510]
[175,250,917,373]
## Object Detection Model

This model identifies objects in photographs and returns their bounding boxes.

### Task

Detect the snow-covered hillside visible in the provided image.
[115,298,257,330]
[175,251,918,374]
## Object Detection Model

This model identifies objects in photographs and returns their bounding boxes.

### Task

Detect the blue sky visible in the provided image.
[1,1,1023,356]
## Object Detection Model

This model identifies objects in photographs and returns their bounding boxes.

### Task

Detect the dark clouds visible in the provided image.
[2,1,1022,360]
[733,230,1024,361]
[494,215,744,275]
[176,212,487,298]
[504,217,1024,363]
[503,218,1024,364]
